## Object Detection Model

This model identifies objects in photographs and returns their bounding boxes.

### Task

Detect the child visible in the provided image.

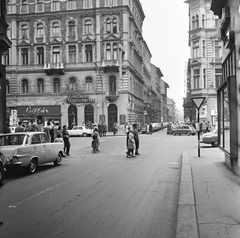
[54,133,64,143]
[126,128,135,158]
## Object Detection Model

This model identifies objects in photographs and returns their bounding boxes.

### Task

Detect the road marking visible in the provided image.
[8,167,97,209]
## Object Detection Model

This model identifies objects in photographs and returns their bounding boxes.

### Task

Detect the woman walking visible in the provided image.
[91,128,100,153]
[126,128,135,158]
[62,125,71,156]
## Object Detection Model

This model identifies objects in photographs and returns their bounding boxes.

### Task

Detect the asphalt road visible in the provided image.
[0,129,196,238]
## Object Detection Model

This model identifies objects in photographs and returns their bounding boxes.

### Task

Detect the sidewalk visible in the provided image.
[176,148,240,238]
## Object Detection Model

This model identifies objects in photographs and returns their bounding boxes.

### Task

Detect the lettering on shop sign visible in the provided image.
[26,106,49,114]
[68,95,95,103]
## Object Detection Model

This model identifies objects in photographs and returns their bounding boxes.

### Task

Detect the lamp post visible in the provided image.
[191,96,206,157]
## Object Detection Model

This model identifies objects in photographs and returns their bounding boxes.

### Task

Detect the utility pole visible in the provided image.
[0,0,12,133]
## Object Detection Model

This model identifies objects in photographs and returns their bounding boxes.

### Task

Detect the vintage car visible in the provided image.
[200,126,218,147]
[0,132,64,174]
[68,126,93,137]
[0,152,6,185]
[173,124,196,136]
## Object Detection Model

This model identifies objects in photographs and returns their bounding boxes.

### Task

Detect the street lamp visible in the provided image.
[191,96,206,157]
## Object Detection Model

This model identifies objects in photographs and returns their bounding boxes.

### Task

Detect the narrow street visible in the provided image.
[0,130,196,238]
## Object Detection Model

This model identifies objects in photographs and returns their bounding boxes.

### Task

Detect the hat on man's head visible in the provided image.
[133,124,137,128]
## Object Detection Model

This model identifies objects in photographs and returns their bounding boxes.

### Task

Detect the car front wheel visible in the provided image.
[0,166,4,185]
[54,153,62,166]
[82,133,88,137]
[28,159,37,173]
[211,141,218,147]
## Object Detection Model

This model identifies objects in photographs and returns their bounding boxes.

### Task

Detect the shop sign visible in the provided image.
[18,105,61,116]
[68,95,95,104]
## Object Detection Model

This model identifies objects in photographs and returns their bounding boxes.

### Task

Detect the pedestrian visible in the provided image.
[132,123,140,155]
[15,121,25,132]
[113,122,118,135]
[62,125,71,156]
[126,127,135,158]
[54,133,64,143]
[103,123,107,137]
[149,123,153,135]
[91,127,100,153]
[43,123,51,142]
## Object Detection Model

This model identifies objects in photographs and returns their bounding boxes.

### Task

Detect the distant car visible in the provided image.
[0,132,64,174]
[201,126,218,147]
[68,126,93,137]
[0,152,6,185]
[173,125,196,136]
[140,123,148,134]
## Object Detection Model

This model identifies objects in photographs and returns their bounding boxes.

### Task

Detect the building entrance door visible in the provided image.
[108,104,117,132]
[68,104,77,129]
[84,104,94,125]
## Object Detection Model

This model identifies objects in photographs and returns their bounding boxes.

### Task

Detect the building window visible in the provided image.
[193,41,199,58]
[52,22,60,37]
[68,21,76,37]
[21,0,28,14]
[202,40,205,57]
[106,43,111,60]
[105,0,117,7]
[53,78,60,93]
[85,76,93,92]
[215,41,222,58]
[7,0,12,14]
[52,46,60,63]
[21,48,29,65]
[37,78,44,94]
[195,15,199,28]
[6,80,10,95]
[215,68,222,88]
[2,50,9,66]
[83,0,92,8]
[37,47,44,65]
[36,23,44,38]
[113,43,118,60]
[193,69,200,89]
[84,20,92,35]
[203,68,206,89]
[52,0,60,11]
[67,0,76,10]
[85,44,92,62]
[192,16,195,30]
[69,45,76,63]
[22,79,29,94]
[21,24,28,39]
[109,75,116,95]
[36,0,44,12]
[202,14,205,28]
[105,17,118,34]
[69,77,76,90]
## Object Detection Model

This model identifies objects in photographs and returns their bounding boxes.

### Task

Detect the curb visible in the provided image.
[176,151,199,238]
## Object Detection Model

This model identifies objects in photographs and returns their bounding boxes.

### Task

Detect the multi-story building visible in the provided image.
[167,98,176,122]
[160,79,169,122]
[211,0,240,176]
[0,0,11,133]
[184,0,222,126]
[4,0,162,131]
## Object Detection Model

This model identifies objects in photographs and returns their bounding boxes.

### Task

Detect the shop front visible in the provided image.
[17,105,61,126]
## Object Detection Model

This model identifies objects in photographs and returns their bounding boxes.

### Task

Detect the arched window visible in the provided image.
[112,18,117,33]
[113,43,118,60]
[106,18,111,33]
[196,15,199,28]
[36,0,44,12]
[109,75,116,95]
[22,79,29,94]
[53,78,60,93]
[52,46,60,63]
[106,43,111,60]
[52,22,60,37]
[36,23,44,38]
[69,77,76,90]
[37,78,44,93]
[21,0,28,14]
[68,21,76,36]
[85,20,92,34]
[21,24,28,39]
[192,16,195,30]
[6,80,10,95]
[85,76,92,92]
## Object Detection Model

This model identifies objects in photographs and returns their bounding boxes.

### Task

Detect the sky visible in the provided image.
[140,0,190,113]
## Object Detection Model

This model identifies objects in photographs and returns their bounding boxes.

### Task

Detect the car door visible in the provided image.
[40,133,55,163]
[31,134,46,164]
[183,126,189,134]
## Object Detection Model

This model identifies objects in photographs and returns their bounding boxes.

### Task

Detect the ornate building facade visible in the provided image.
[5,0,168,131]
[184,0,222,125]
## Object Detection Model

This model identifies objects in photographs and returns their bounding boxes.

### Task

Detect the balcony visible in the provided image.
[105,91,119,102]
[101,60,119,73]
[43,62,65,75]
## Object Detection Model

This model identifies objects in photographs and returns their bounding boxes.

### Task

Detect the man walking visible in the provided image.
[132,124,140,155]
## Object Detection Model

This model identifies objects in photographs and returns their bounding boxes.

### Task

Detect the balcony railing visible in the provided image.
[43,62,65,75]
[105,91,119,102]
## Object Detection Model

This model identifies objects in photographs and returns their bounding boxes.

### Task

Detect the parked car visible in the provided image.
[68,126,93,137]
[173,125,196,136]
[140,123,148,134]
[0,152,6,185]
[0,132,64,174]
[201,126,218,147]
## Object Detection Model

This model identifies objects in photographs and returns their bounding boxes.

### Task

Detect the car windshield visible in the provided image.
[0,134,25,146]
